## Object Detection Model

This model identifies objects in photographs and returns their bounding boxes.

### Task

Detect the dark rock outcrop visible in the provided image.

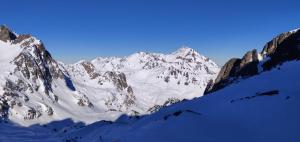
[13,40,65,96]
[261,32,294,56]
[12,34,32,44]
[0,25,17,42]
[0,100,9,119]
[102,71,136,109]
[148,98,181,113]
[237,49,260,77]
[205,29,300,94]
[0,26,77,120]
[214,58,241,83]
[205,58,241,93]
[262,30,300,71]
[24,108,41,120]
[104,71,129,91]
[81,61,100,79]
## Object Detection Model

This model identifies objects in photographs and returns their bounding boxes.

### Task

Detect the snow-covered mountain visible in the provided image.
[64,46,219,113]
[1,27,299,142]
[0,25,219,126]
[2,25,300,142]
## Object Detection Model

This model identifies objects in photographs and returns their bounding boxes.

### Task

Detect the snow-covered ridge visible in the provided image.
[0,25,220,126]
[290,28,300,33]
[64,46,220,115]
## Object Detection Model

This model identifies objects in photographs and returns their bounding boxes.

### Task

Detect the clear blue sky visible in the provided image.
[1,0,300,65]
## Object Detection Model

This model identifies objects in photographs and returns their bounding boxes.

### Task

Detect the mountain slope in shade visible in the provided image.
[0,25,219,126]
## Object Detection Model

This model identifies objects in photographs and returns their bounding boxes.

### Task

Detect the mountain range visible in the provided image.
[1,25,300,142]
[0,25,219,126]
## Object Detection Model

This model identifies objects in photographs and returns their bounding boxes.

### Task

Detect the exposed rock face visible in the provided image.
[262,30,300,70]
[240,50,259,67]
[66,60,138,112]
[81,61,100,79]
[103,71,136,108]
[0,99,9,119]
[215,58,241,83]
[77,95,94,108]
[0,25,78,121]
[261,32,294,56]
[237,49,260,77]
[0,25,17,42]
[104,71,129,91]
[205,58,241,93]
[12,35,65,97]
[24,108,41,120]
[148,98,181,113]
[45,105,54,116]
[205,29,300,94]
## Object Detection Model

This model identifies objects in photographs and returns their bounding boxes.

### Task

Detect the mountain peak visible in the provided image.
[0,25,17,42]
[171,46,202,59]
[175,46,195,53]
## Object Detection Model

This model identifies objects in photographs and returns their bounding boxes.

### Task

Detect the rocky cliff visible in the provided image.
[205,28,300,94]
